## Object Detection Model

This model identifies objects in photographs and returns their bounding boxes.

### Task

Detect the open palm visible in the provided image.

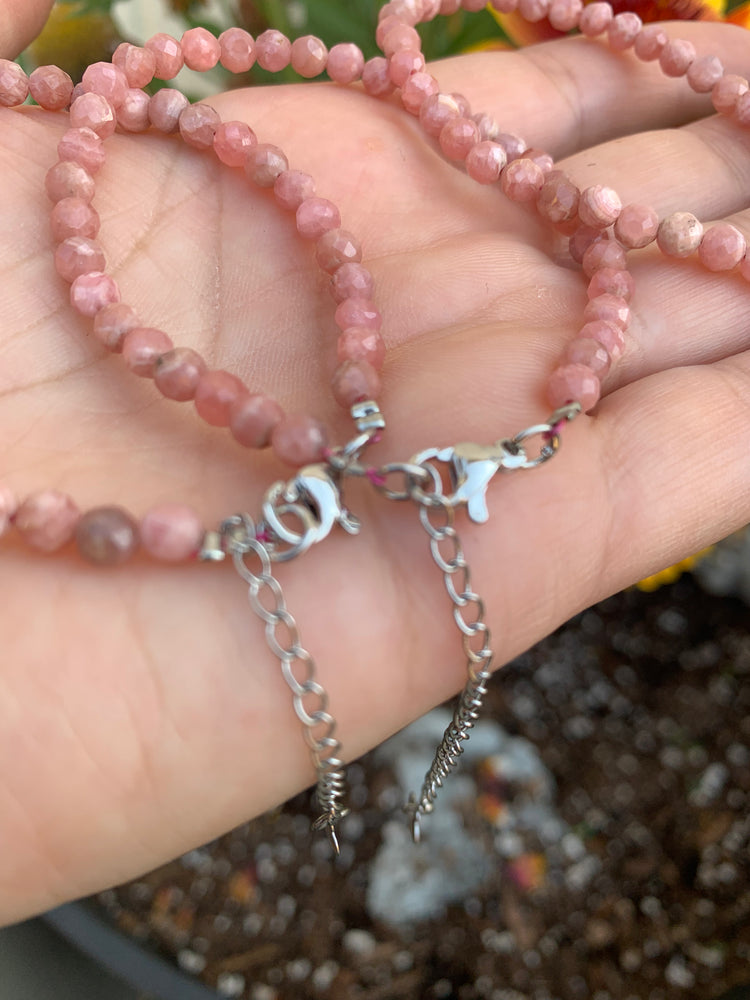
[1,11,749,924]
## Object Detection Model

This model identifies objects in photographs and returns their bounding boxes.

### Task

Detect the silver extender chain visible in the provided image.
[404,484,494,843]
[221,515,348,854]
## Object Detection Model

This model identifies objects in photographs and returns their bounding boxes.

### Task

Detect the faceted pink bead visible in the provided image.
[581,240,627,277]
[218,28,256,73]
[0,484,18,537]
[451,90,472,116]
[58,127,105,174]
[473,112,499,141]
[489,0,518,9]
[271,415,329,467]
[440,0,462,11]
[583,294,630,330]
[466,140,507,184]
[296,197,341,240]
[330,263,374,303]
[686,55,723,93]
[93,302,141,352]
[214,121,257,167]
[614,203,658,249]
[439,116,479,161]
[29,65,73,110]
[15,491,80,552]
[51,197,100,242]
[547,364,601,411]
[378,0,419,23]
[154,347,207,400]
[633,24,667,61]
[327,43,365,84]
[0,59,29,106]
[70,83,85,104]
[698,223,746,271]
[419,92,461,138]
[659,38,695,77]
[579,1,613,36]
[194,370,247,426]
[230,393,284,448]
[117,89,151,133]
[400,72,439,115]
[335,298,382,331]
[181,27,221,72]
[587,268,635,301]
[579,319,625,361]
[291,35,328,78]
[518,0,551,21]
[140,503,204,561]
[496,132,527,161]
[569,226,604,265]
[55,237,106,283]
[548,0,583,31]
[70,272,120,316]
[255,29,292,72]
[274,169,315,211]
[70,93,116,139]
[501,158,545,202]
[75,506,139,566]
[376,14,403,49]
[145,33,185,80]
[712,74,748,115]
[382,23,421,57]
[524,148,554,174]
[316,229,363,272]
[149,89,190,133]
[337,327,386,369]
[537,172,580,226]
[563,337,611,377]
[81,62,128,108]
[389,50,425,87]
[122,327,174,376]
[578,185,621,229]
[246,144,288,187]
[112,43,157,89]
[362,57,395,98]
[45,161,95,203]
[656,211,703,257]
[332,360,382,408]
[607,12,641,51]
[179,102,221,150]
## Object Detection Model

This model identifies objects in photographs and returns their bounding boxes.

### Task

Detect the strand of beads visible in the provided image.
[368,0,750,413]
[0,32,387,561]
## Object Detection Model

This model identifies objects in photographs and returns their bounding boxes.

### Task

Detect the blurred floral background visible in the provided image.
[23,0,750,90]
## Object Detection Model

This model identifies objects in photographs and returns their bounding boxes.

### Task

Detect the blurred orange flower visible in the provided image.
[488,0,726,49]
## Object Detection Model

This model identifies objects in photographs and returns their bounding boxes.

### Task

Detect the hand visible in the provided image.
[1,6,749,924]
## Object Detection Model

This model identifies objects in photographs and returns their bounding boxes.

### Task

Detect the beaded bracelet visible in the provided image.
[0,0,747,846]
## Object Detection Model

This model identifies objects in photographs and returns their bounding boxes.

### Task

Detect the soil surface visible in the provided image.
[96,575,750,1000]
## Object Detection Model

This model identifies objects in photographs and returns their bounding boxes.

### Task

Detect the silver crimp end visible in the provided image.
[197,529,226,562]
[351,399,385,436]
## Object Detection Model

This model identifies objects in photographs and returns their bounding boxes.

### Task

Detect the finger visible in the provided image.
[554,117,750,388]
[560,115,750,220]
[0,0,54,59]
[430,21,750,158]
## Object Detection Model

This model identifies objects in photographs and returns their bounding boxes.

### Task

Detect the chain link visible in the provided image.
[222,515,348,853]
[403,485,494,843]
[211,402,581,849]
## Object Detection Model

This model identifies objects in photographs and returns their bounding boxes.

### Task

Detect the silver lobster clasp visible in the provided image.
[262,464,361,561]
[412,439,527,524]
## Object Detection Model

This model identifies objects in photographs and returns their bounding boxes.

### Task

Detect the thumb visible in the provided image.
[0,0,55,59]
